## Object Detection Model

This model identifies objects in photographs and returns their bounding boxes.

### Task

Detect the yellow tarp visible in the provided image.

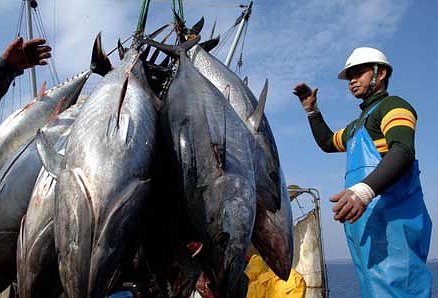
[245,255,306,298]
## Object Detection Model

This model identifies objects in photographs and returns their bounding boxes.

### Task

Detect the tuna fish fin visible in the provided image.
[247,79,268,132]
[117,38,126,60]
[116,74,130,129]
[91,32,113,77]
[172,9,187,42]
[191,17,205,35]
[48,96,67,123]
[205,106,227,171]
[142,35,200,58]
[223,85,231,103]
[36,130,63,178]
[199,36,220,53]
[149,29,174,64]
[243,76,248,86]
[139,23,172,60]
[37,81,47,98]
[210,18,217,40]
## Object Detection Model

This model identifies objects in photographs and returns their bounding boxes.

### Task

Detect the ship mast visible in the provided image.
[225,1,252,68]
[25,0,37,98]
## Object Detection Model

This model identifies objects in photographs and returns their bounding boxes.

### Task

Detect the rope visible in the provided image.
[235,20,249,73]
[33,5,60,84]
[107,35,134,56]
[178,0,184,21]
[15,1,25,37]
[211,25,237,56]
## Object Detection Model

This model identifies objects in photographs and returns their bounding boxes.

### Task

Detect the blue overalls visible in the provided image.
[344,102,432,298]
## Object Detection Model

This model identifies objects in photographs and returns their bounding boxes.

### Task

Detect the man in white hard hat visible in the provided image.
[293,47,432,297]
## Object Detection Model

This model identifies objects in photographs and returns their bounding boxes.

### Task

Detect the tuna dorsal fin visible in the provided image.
[149,29,174,64]
[91,32,113,77]
[36,130,63,178]
[199,35,220,52]
[243,76,248,86]
[191,17,204,35]
[248,79,268,132]
[117,74,130,129]
[37,81,47,99]
[118,38,126,60]
[48,96,66,123]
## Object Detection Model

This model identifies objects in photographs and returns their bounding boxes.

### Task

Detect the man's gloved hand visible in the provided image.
[330,183,375,224]
[293,82,319,115]
[1,37,51,74]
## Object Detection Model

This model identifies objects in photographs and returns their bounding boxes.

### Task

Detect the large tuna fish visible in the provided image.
[188,45,281,212]
[145,36,257,297]
[188,45,293,280]
[16,102,84,298]
[0,34,111,292]
[0,33,111,171]
[38,43,158,298]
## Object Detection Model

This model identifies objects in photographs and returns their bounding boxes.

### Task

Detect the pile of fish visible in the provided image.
[0,19,293,298]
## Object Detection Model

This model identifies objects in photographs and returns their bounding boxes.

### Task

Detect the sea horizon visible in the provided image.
[326,260,438,297]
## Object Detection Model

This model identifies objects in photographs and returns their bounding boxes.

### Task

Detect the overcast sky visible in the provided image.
[0,0,437,262]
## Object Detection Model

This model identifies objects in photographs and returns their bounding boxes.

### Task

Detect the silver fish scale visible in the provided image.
[162,54,256,294]
[54,49,157,298]
[0,70,90,170]
[0,102,85,294]
[189,45,294,280]
[16,102,81,297]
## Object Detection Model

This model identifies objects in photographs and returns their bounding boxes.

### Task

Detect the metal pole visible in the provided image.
[309,188,329,298]
[25,0,37,98]
[225,1,252,67]
[288,187,329,297]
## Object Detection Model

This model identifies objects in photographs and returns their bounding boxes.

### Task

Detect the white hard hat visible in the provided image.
[338,47,392,80]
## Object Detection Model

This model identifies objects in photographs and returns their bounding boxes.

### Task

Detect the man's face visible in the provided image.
[346,64,374,99]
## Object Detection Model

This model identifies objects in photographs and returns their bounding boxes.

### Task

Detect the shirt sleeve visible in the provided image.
[379,99,417,157]
[307,112,349,153]
[0,58,17,100]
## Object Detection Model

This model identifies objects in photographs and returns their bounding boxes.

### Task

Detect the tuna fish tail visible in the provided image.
[142,35,200,59]
[138,23,171,60]
[90,32,113,77]
[149,29,174,64]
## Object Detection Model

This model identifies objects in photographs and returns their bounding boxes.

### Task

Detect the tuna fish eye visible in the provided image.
[214,232,230,250]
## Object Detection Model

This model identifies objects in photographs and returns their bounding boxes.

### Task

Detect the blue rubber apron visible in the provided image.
[344,102,432,298]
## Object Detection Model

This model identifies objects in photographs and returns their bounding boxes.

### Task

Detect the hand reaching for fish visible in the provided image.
[293,83,319,115]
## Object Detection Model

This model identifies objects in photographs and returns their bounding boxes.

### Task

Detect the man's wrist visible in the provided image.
[348,182,375,206]
[0,57,23,77]
[305,102,320,116]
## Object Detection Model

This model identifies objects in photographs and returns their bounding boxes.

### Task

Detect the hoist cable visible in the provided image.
[34,6,60,84]
[235,21,249,73]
